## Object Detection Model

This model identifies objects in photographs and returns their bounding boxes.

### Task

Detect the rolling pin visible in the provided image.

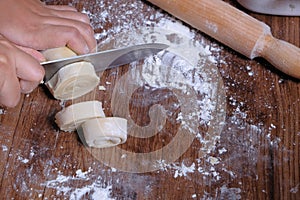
[146,0,300,78]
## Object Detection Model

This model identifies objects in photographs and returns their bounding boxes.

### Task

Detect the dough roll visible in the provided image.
[42,47,100,100]
[55,100,105,132]
[81,117,127,148]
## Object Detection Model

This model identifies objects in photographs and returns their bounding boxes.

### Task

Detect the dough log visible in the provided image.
[42,47,100,100]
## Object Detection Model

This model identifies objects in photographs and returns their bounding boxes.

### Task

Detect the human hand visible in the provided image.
[0,35,44,108]
[0,0,96,55]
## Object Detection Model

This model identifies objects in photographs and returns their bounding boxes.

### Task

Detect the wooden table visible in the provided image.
[0,0,299,199]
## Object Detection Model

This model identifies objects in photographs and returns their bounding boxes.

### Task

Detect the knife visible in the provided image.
[41,43,168,82]
[237,0,300,16]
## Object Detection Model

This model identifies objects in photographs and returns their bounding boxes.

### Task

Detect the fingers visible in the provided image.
[39,5,96,54]
[14,47,45,85]
[35,22,96,54]
[44,5,97,53]
[16,45,46,62]
[0,40,45,107]
[46,6,91,24]
[19,79,39,94]
[0,65,20,108]
[15,47,44,95]
[46,5,78,12]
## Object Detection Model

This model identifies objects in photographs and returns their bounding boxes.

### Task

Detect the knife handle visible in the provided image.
[146,0,300,78]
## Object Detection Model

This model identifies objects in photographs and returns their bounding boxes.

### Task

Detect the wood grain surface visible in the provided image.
[0,0,299,199]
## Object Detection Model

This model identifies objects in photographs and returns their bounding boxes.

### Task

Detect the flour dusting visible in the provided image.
[0,108,5,115]
[45,168,114,200]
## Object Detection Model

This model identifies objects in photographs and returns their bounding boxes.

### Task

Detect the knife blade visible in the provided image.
[237,0,300,16]
[41,43,168,82]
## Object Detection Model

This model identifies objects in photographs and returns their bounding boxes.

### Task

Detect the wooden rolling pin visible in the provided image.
[147,0,300,78]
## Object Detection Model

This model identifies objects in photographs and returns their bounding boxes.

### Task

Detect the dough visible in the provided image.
[81,117,127,148]
[42,47,77,60]
[55,100,105,132]
[42,47,100,100]
[45,61,100,100]
[47,47,128,148]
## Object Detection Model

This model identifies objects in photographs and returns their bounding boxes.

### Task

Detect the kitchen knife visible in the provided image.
[146,0,300,79]
[237,0,300,16]
[41,43,168,82]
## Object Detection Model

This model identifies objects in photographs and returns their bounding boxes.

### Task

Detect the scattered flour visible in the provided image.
[157,160,196,178]
[2,145,8,152]
[290,184,299,194]
[0,108,5,115]
[45,168,114,200]
[219,185,242,200]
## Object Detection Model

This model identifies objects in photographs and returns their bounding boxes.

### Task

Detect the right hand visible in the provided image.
[0,36,44,108]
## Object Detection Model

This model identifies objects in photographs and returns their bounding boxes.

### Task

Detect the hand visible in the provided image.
[0,35,44,108]
[0,0,96,55]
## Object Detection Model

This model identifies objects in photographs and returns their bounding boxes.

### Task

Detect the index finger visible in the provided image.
[14,47,45,83]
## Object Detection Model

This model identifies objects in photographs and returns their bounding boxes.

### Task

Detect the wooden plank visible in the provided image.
[0,0,298,199]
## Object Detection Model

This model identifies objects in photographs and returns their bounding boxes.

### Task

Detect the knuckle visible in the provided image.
[0,54,10,66]
[68,27,82,38]
[84,25,94,36]
[79,13,91,23]
[0,39,12,48]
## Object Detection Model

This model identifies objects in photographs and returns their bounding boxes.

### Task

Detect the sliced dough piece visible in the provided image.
[81,117,127,148]
[45,61,100,100]
[55,101,105,132]
[42,47,77,60]
[42,47,100,100]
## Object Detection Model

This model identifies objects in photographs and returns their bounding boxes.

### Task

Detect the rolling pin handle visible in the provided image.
[259,35,300,78]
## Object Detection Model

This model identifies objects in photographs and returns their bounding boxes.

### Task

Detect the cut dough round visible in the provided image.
[81,117,127,148]
[55,100,105,132]
[42,47,100,100]
[45,61,100,100]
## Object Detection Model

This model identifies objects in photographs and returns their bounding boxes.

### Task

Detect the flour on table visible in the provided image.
[44,168,114,200]
[0,108,4,115]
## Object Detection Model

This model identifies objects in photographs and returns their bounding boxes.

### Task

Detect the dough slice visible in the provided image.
[45,61,100,100]
[81,117,127,148]
[42,47,100,100]
[55,100,105,132]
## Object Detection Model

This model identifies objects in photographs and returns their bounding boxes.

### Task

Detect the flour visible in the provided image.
[17,156,29,164]
[219,185,242,200]
[44,168,114,200]
[0,108,5,115]
[290,184,299,194]
[2,145,8,152]
[157,160,196,178]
